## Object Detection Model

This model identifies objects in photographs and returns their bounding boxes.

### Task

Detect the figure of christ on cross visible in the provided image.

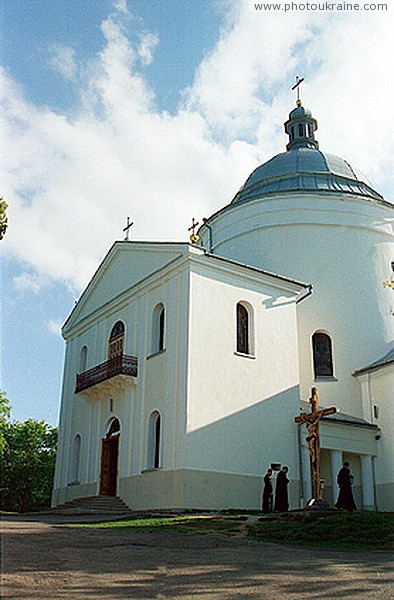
[294,387,337,500]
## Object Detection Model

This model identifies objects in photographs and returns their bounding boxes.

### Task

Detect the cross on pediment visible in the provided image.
[188,217,200,244]
[123,217,134,241]
[295,387,337,500]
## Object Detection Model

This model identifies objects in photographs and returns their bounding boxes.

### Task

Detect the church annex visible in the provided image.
[52,100,394,512]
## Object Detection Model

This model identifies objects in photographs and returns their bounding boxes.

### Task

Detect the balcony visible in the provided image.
[75,354,138,396]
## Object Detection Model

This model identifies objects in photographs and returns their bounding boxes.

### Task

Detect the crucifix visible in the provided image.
[291,76,305,106]
[188,217,200,244]
[123,217,134,241]
[294,387,337,500]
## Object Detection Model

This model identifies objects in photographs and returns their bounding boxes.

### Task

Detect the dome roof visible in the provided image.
[288,105,312,119]
[232,147,384,205]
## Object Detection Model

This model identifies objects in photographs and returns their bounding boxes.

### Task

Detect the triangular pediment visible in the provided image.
[63,241,189,334]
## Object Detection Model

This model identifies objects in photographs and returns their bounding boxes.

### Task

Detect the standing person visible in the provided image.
[274,466,289,512]
[335,461,357,511]
[262,468,273,513]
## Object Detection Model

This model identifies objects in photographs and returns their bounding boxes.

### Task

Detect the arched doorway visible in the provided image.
[99,418,120,496]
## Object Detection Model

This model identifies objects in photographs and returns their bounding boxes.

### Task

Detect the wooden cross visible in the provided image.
[294,387,336,500]
[188,217,200,244]
[291,76,305,105]
[123,217,134,241]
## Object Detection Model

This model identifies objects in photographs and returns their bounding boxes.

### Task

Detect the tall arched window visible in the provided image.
[312,332,334,378]
[79,346,88,372]
[108,321,125,360]
[236,302,252,355]
[147,411,161,469]
[70,434,81,483]
[106,417,121,438]
[152,303,165,353]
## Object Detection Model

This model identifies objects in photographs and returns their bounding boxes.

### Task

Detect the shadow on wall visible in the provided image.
[185,386,300,480]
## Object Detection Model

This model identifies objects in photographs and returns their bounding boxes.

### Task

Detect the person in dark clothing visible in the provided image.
[274,466,289,512]
[262,468,273,513]
[335,461,357,511]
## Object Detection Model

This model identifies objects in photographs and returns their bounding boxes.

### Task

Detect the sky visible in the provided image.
[1,0,393,425]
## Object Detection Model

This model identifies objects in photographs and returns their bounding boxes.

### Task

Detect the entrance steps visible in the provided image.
[52,495,133,517]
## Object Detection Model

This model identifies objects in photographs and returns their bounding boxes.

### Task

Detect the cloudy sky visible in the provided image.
[1,0,393,424]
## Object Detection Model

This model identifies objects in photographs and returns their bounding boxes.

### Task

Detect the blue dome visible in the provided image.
[232,148,383,205]
[288,105,312,119]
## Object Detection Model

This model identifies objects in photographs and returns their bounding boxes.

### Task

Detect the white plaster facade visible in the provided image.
[53,243,308,510]
[53,103,394,511]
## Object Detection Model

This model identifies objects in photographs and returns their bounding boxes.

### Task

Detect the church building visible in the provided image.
[52,99,394,512]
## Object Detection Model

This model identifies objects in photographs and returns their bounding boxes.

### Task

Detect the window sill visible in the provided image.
[234,351,256,359]
[146,349,166,360]
[67,481,81,487]
[314,376,338,382]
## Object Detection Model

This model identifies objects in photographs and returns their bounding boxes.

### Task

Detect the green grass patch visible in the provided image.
[75,514,244,536]
[75,511,393,550]
[247,511,394,550]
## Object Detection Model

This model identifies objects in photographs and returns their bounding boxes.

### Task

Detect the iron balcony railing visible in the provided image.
[75,354,138,393]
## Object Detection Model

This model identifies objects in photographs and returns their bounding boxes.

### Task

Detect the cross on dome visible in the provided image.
[284,78,319,151]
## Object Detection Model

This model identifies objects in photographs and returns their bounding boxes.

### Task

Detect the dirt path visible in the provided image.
[2,515,393,599]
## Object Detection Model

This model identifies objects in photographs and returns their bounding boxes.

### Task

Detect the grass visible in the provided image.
[247,511,394,550]
[75,511,394,550]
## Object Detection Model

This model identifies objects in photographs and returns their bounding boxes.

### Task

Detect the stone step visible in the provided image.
[53,495,133,515]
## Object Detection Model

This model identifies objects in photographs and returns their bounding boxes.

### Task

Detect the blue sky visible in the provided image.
[1,0,393,425]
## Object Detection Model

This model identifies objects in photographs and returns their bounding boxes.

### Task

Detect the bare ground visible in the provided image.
[2,514,393,599]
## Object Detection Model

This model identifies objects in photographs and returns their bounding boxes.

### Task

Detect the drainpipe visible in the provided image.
[296,284,313,304]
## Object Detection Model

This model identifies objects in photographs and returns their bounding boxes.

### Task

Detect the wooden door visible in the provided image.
[99,436,119,496]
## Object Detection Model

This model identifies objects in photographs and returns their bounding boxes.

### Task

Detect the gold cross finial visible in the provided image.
[188,218,200,244]
[291,76,305,106]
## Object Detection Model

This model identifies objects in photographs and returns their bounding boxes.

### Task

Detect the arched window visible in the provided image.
[236,302,253,355]
[298,123,304,137]
[106,417,121,438]
[70,434,81,483]
[147,411,161,469]
[152,303,165,353]
[79,346,88,372]
[108,321,125,360]
[312,332,334,378]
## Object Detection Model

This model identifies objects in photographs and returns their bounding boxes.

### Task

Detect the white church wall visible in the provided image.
[200,192,394,422]
[362,366,394,511]
[183,262,302,508]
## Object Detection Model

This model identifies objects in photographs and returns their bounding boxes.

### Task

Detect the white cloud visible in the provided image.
[138,32,159,66]
[13,272,48,294]
[47,319,63,336]
[48,45,78,81]
[1,0,393,293]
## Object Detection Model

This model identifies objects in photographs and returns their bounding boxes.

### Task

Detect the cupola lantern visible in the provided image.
[284,101,319,151]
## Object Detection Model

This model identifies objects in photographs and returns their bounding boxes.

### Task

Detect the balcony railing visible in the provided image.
[75,354,138,393]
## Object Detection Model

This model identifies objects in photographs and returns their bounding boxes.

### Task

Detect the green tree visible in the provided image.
[0,390,11,451]
[1,419,58,512]
[0,197,8,240]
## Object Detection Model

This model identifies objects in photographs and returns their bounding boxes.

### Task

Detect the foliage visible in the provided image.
[0,197,8,240]
[1,418,58,513]
[0,390,11,452]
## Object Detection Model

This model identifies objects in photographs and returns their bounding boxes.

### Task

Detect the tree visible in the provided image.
[1,417,58,513]
[0,197,8,240]
[0,390,11,452]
